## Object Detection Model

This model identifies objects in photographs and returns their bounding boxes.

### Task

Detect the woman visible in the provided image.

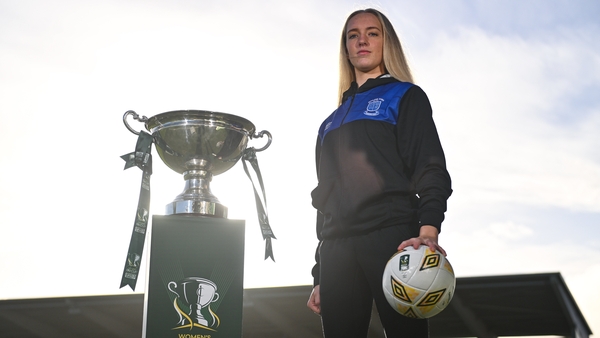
[307,8,452,337]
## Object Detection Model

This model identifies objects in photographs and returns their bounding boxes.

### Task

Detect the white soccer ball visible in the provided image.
[382,245,455,319]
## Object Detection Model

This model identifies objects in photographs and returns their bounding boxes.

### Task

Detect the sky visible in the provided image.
[1,0,599,335]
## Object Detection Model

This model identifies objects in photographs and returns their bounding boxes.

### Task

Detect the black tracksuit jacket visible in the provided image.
[310,75,452,285]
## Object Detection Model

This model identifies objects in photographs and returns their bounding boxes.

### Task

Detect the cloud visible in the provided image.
[410,26,600,214]
[488,221,533,240]
[446,223,598,275]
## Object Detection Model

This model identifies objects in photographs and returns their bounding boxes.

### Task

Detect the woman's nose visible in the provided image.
[358,35,368,46]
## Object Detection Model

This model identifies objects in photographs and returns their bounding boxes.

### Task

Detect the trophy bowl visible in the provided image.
[123,110,271,217]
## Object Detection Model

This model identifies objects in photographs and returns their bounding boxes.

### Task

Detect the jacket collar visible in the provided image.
[341,74,399,103]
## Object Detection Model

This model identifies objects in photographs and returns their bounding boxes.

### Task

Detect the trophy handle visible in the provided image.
[252,130,272,152]
[123,110,149,136]
[212,292,219,303]
[167,281,181,298]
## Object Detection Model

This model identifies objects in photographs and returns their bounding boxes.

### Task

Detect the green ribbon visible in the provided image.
[119,131,153,291]
[242,147,276,261]
[118,130,275,291]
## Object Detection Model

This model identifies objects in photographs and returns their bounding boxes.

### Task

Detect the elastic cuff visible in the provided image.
[419,211,444,234]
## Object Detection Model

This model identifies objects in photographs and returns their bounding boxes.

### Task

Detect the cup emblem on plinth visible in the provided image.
[123,110,271,218]
[168,277,220,330]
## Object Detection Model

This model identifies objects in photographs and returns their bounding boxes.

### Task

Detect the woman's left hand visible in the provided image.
[397,225,447,256]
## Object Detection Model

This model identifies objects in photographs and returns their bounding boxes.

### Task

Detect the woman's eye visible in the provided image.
[368,32,379,37]
[348,34,358,39]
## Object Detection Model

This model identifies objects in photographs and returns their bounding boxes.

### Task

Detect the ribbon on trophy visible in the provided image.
[242,147,276,261]
[119,131,153,290]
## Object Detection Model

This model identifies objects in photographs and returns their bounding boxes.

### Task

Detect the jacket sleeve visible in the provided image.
[311,212,323,287]
[396,85,452,233]
[311,137,323,286]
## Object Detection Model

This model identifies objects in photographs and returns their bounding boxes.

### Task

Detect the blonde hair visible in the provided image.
[338,8,414,104]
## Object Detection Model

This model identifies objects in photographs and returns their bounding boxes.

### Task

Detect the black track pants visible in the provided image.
[319,225,428,338]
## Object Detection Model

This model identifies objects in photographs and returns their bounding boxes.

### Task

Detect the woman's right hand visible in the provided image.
[307,285,321,315]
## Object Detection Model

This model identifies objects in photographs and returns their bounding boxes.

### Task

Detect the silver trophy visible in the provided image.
[123,110,271,218]
[168,277,220,328]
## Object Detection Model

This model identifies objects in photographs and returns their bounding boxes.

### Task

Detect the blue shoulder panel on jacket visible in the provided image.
[318,82,413,143]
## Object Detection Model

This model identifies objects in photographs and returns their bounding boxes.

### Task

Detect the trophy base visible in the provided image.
[144,215,245,337]
[166,199,228,218]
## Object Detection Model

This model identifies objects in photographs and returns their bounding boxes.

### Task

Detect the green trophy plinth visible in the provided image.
[143,215,245,338]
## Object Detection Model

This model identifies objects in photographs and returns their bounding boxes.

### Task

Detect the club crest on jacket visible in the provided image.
[365,98,384,116]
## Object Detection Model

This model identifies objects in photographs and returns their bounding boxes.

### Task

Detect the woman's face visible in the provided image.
[345,12,384,79]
